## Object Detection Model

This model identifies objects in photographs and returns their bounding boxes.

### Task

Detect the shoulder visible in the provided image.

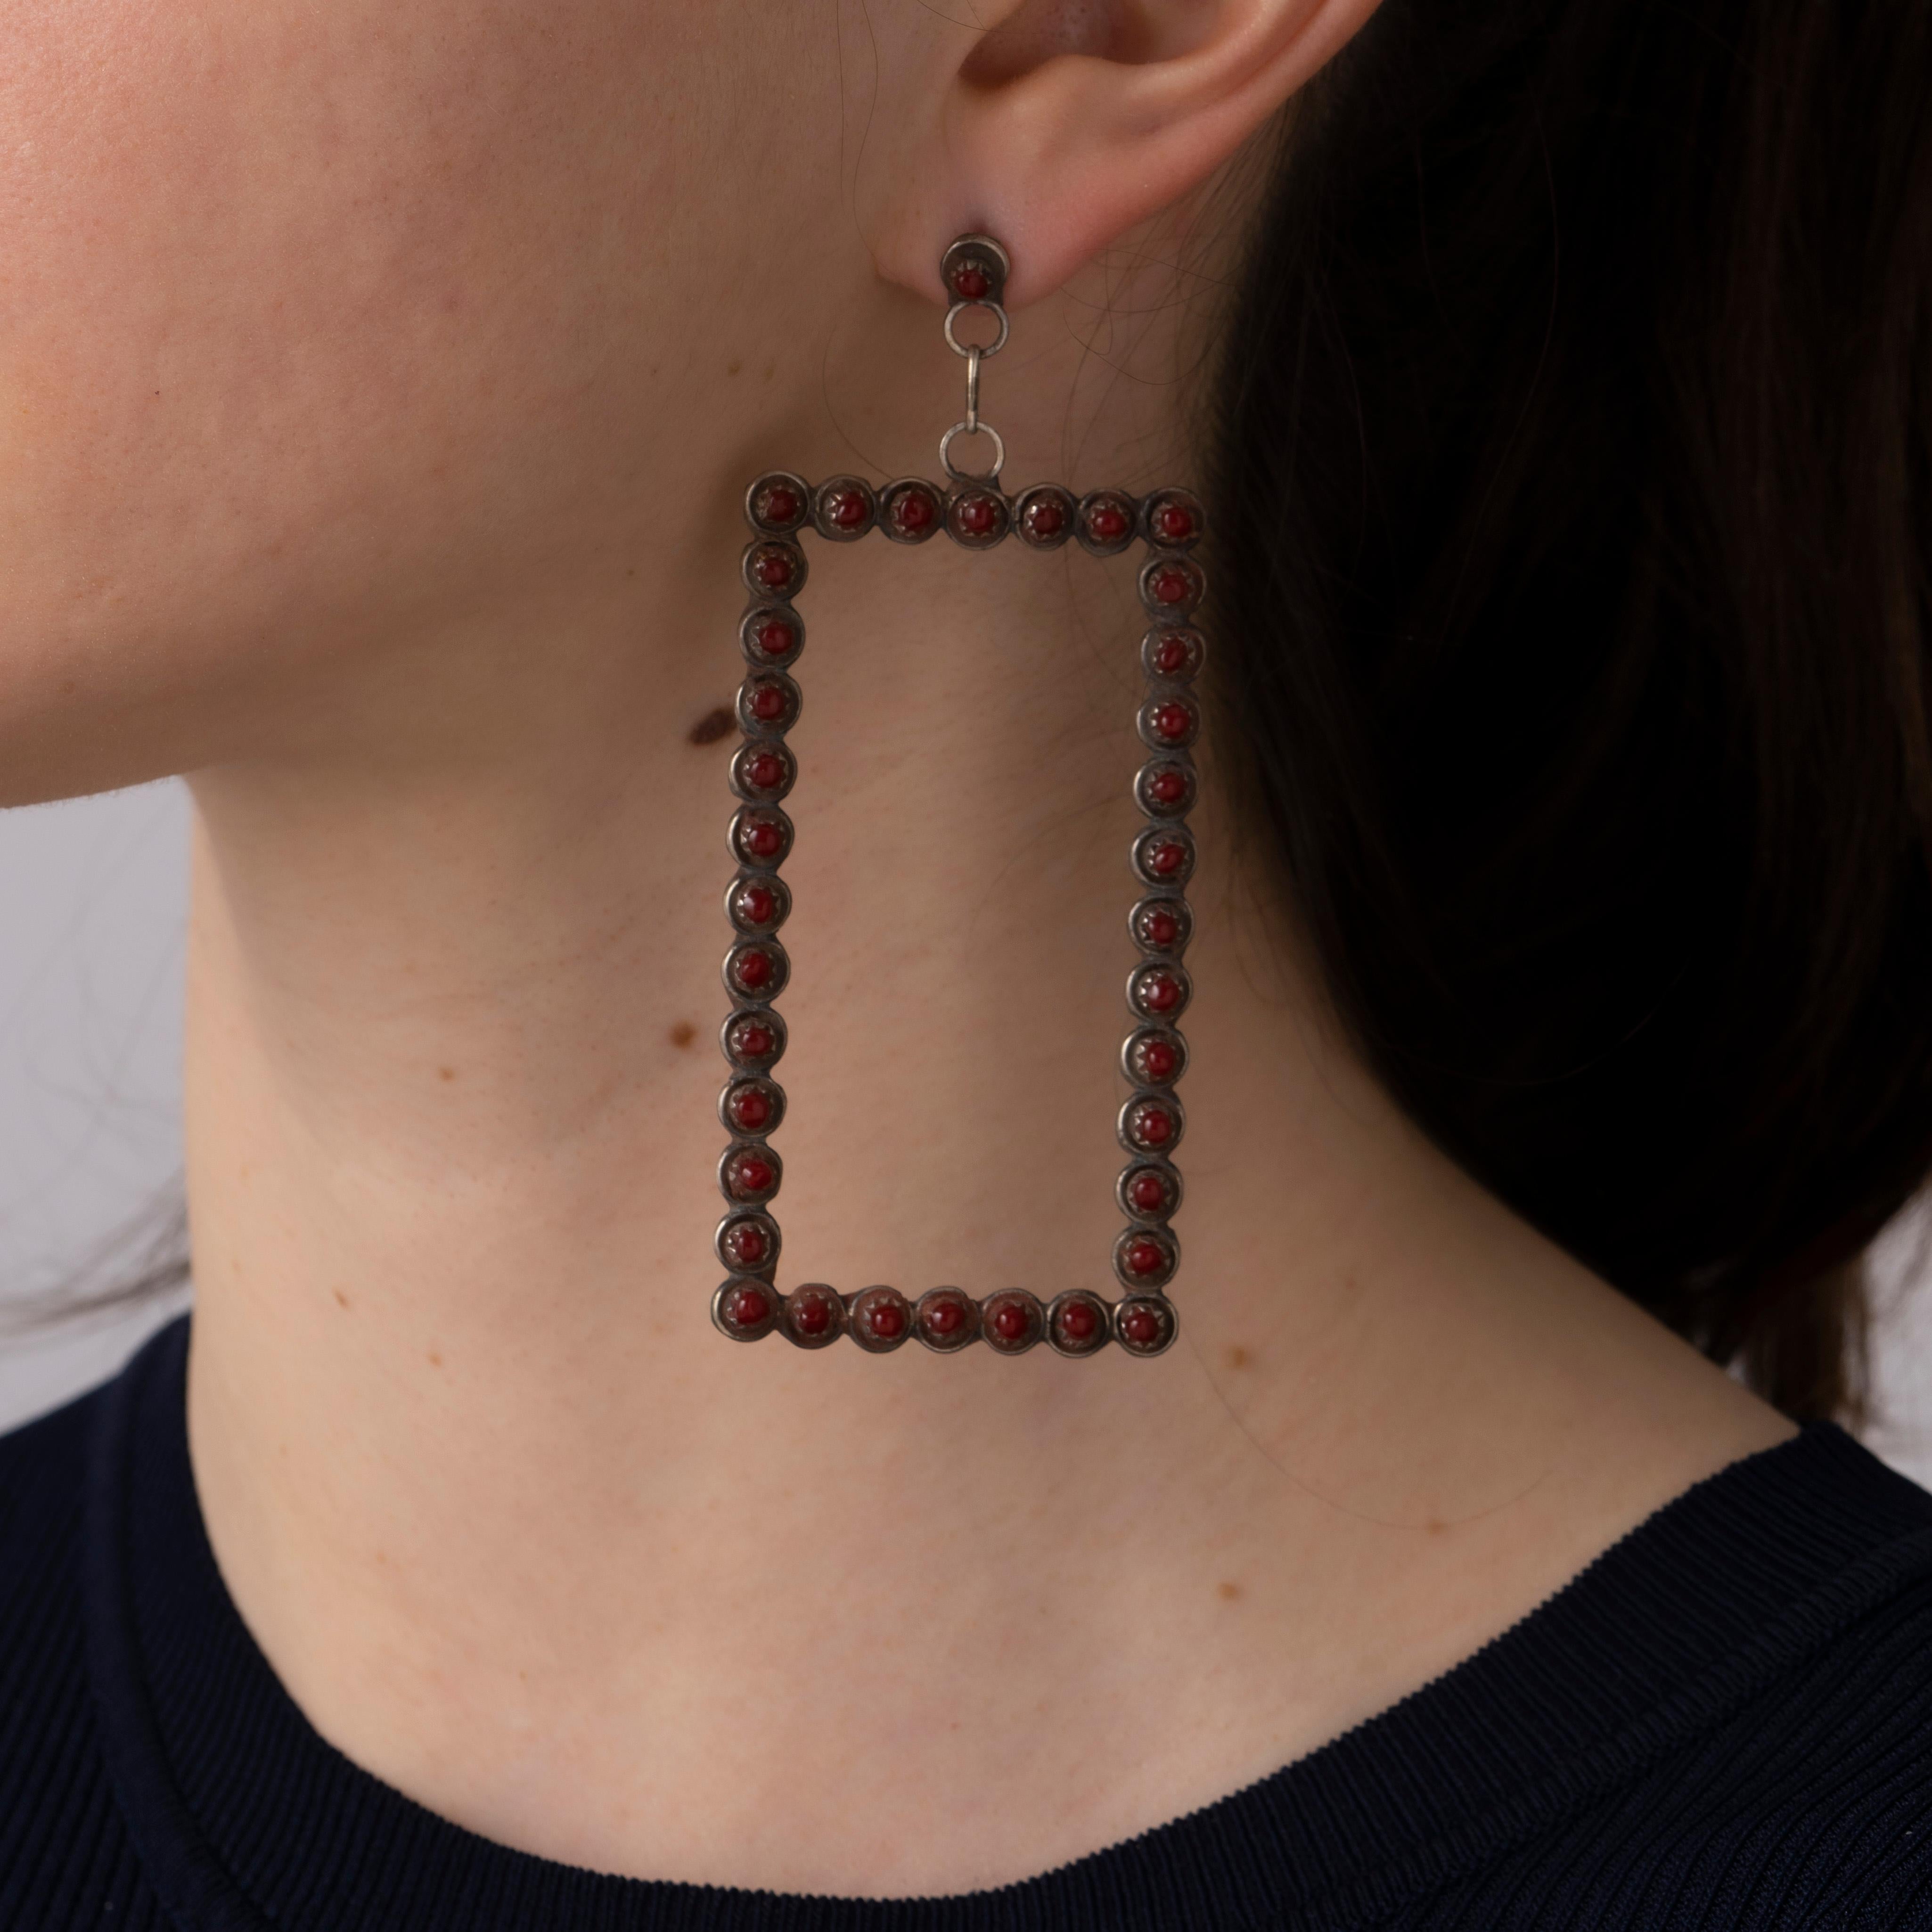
[0,1375,93,1522]
[1397,1428,1932,1930]
[0,1376,137,1924]
[0,1378,97,1629]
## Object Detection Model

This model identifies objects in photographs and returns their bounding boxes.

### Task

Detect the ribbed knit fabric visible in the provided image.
[4,1319,1932,1930]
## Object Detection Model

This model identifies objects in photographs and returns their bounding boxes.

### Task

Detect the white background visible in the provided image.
[5,782,1932,1485]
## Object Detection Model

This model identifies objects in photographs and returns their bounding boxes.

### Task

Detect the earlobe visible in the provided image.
[867,0,1384,307]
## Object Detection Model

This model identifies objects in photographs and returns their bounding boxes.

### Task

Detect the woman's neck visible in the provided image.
[176,320,1789,1898]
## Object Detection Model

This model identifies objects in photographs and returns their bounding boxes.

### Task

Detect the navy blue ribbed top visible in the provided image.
[4,1316,1932,1929]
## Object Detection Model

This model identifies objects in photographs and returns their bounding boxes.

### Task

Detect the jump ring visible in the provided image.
[944,301,1010,360]
[966,345,982,434]
[940,420,1006,483]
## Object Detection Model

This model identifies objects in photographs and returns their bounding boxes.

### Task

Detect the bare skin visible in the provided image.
[1,0,1790,1900]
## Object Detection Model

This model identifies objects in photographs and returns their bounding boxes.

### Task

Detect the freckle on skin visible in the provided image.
[1217,1580,1242,1602]
[669,1021,696,1049]
[1225,1343,1251,1370]
[438,1066,457,1082]
[333,1289,351,1311]
[727,359,742,376]
[427,1351,443,1368]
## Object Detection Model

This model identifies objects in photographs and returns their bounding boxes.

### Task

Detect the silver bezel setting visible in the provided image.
[729,804,794,872]
[719,1139,783,1207]
[742,538,808,603]
[716,1209,782,1277]
[1118,1089,1187,1159]
[721,1006,786,1073]
[712,1275,781,1342]
[981,1288,1046,1356]
[1113,1225,1179,1293]
[915,1286,982,1353]
[725,872,792,937]
[1137,691,1201,754]
[722,937,790,1005]
[1129,894,1195,957]
[720,1076,787,1140]
[745,471,812,537]
[739,603,805,672]
[1114,1295,1178,1358]
[943,483,1011,549]
[1117,1160,1183,1224]
[1138,552,1206,622]
[782,1283,848,1350]
[1139,488,1206,553]
[1122,1026,1190,1089]
[1127,958,1194,1025]
[848,1285,915,1354]
[879,477,945,544]
[1047,1290,1112,1357]
[812,475,878,543]
[1014,484,1078,550]
[729,738,798,805]
[1140,625,1206,683]
[1131,823,1197,892]
[1076,488,1139,557]
[736,670,802,737]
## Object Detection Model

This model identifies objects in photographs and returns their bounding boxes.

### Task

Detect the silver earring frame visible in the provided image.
[710,236,1203,1361]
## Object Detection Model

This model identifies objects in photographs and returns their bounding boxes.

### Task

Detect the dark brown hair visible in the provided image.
[1210,0,1932,1417]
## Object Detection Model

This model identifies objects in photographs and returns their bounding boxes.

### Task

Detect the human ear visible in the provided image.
[865,0,1386,306]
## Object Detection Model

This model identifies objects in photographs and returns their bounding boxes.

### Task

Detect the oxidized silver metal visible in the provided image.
[943,302,1011,361]
[878,478,944,544]
[721,1006,786,1073]
[735,671,801,738]
[940,422,1007,484]
[725,872,792,937]
[1114,1296,1178,1358]
[716,1209,782,1276]
[1116,1159,1183,1224]
[1118,1089,1187,1159]
[720,1076,786,1140]
[781,1283,847,1350]
[1014,485,1077,549]
[942,481,1011,546]
[1122,1025,1190,1089]
[712,1275,781,1342]
[711,234,1204,1357]
[811,476,877,543]
[1127,958,1193,1025]
[1129,894,1194,956]
[1141,625,1205,683]
[1113,1225,1179,1293]
[1047,1290,1112,1358]
[847,1285,915,1354]
[1130,823,1197,892]
[738,603,805,671]
[915,1286,982,1353]
[1076,489,1140,557]
[981,1288,1046,1356]
[719,1140,782,1206]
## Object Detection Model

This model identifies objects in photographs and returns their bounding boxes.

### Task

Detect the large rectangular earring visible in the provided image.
[710,235,1204,1362]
